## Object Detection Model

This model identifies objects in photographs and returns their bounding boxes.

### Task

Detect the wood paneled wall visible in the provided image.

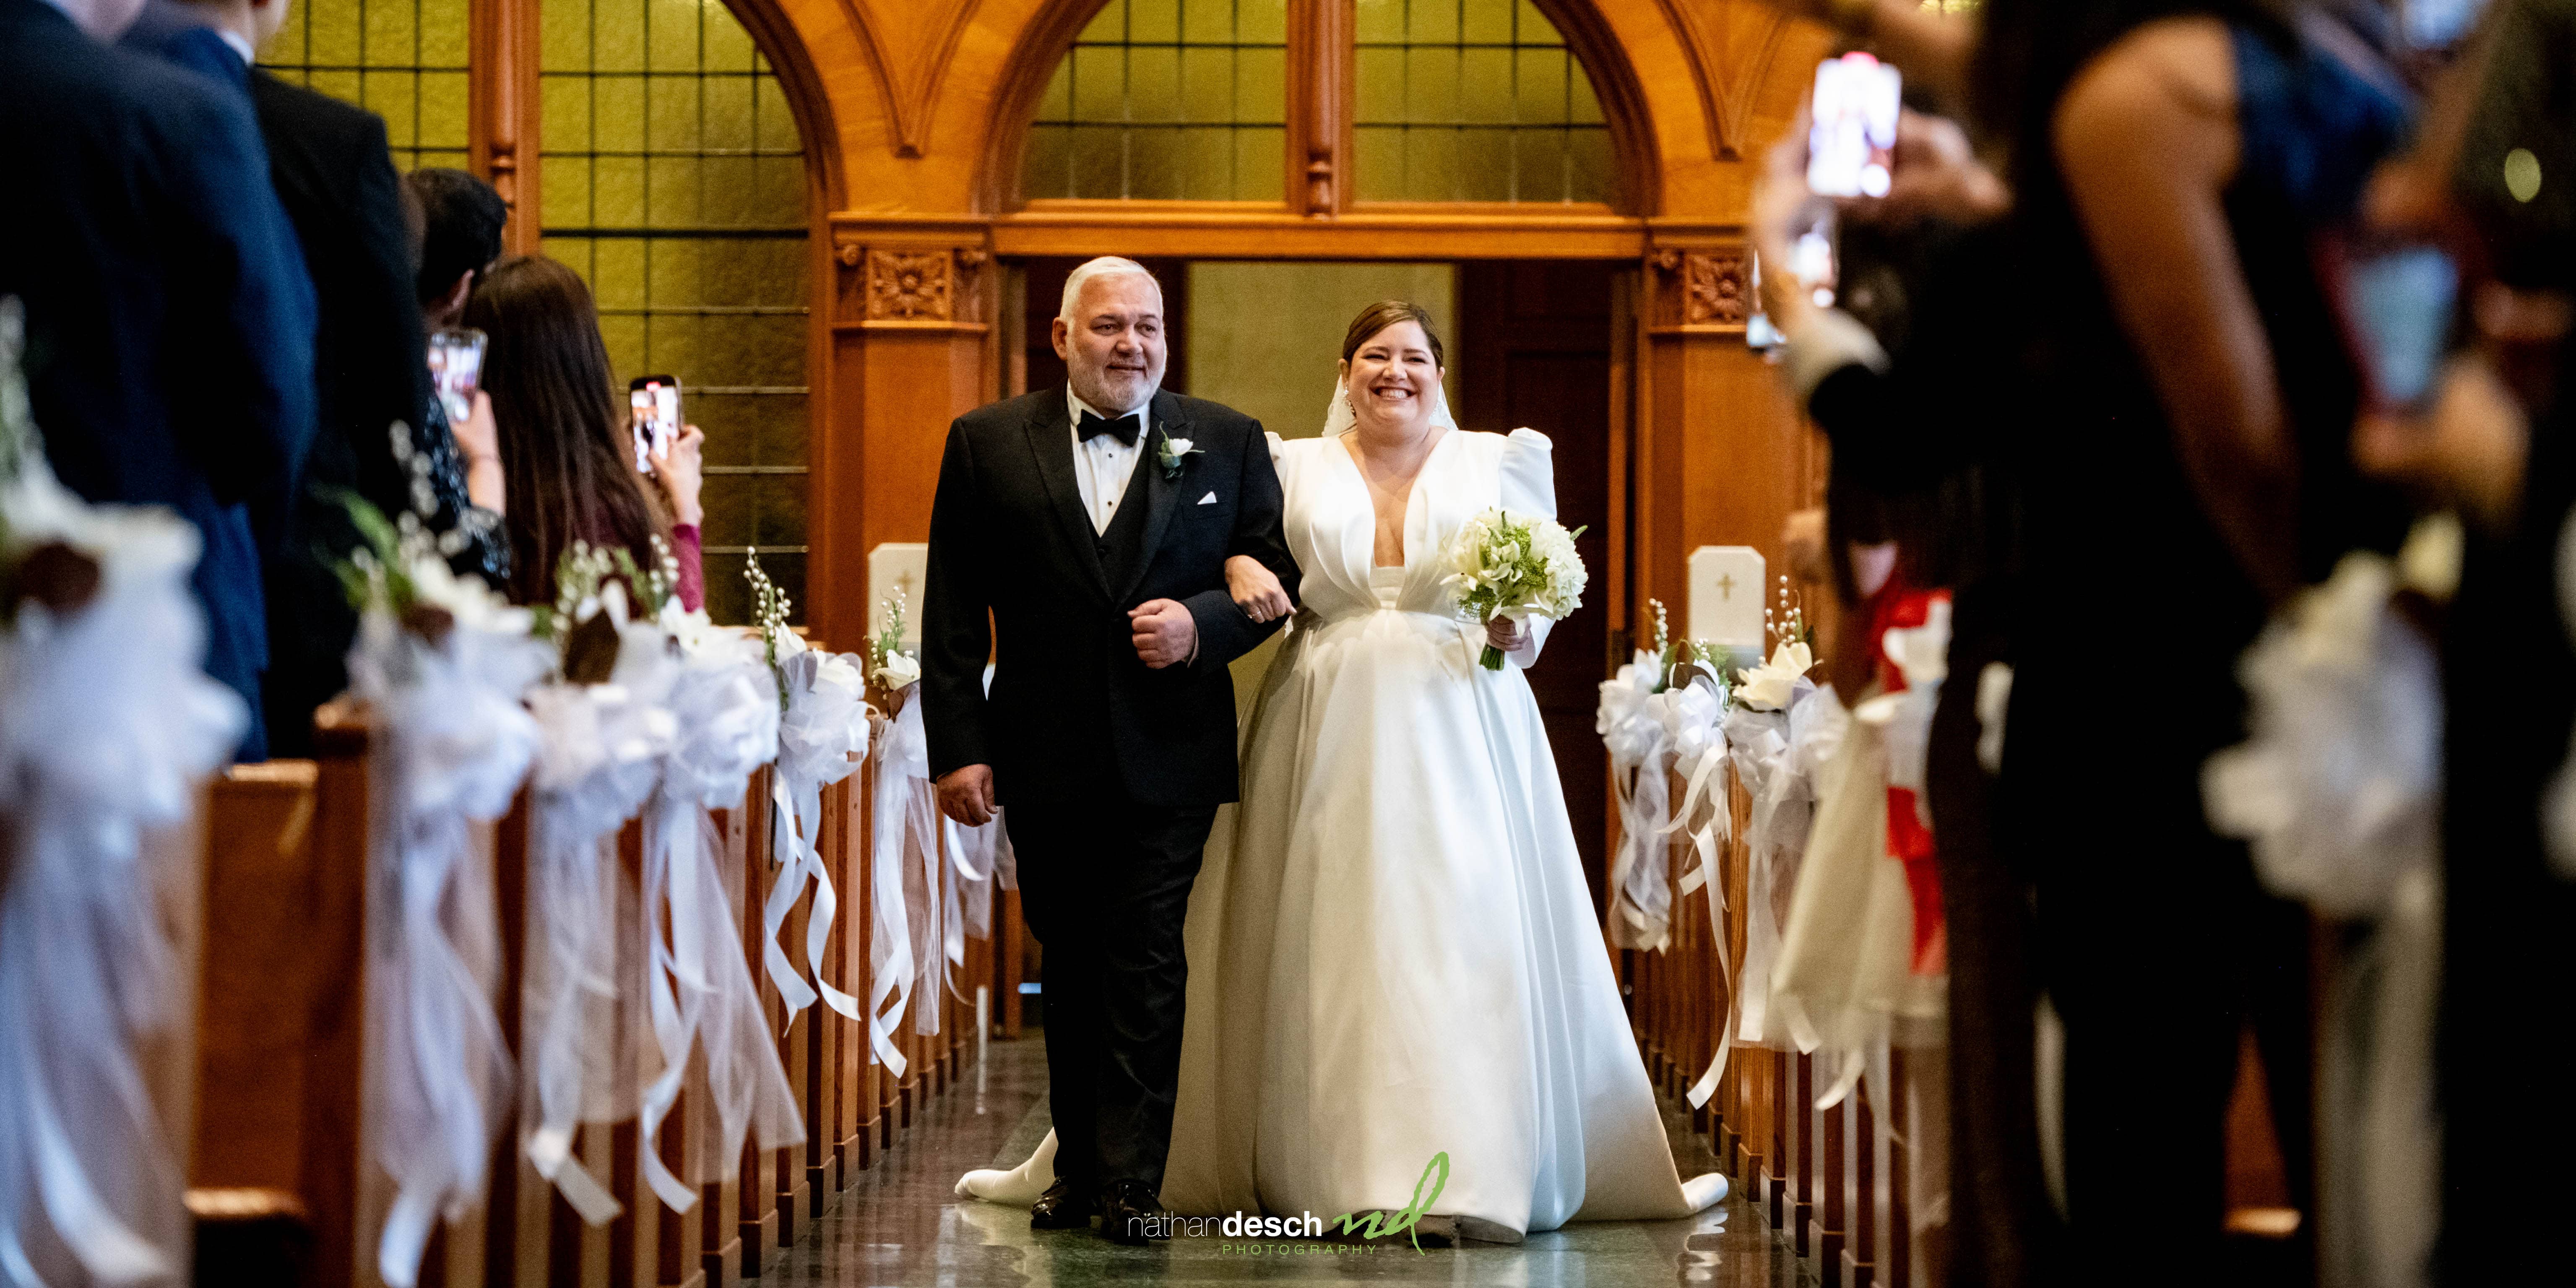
[643,0,1838,651]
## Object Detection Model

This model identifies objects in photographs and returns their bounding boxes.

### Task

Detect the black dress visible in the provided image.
[1996,22,2407,1283]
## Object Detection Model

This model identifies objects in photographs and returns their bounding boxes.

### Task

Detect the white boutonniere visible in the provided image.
[1155,428,1200,480]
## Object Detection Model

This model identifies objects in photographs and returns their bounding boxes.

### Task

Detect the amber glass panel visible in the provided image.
[1352,0,1612,203]
[1020,0,1289,202]
[257,0,472,171]
[541,0,810,626]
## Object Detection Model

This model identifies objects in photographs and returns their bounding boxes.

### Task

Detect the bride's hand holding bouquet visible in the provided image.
[1445,506,1587,671]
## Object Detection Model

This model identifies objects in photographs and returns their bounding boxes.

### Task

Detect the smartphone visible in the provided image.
[428,327,485,425]
[629,375,680,471]
[1808,53,1901,200]
[2329,244,2457,412]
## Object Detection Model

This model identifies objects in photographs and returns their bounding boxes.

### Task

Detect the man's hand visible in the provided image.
[1129,598,1198,669]
[935,764,996,827]
[1225,554,1291,623]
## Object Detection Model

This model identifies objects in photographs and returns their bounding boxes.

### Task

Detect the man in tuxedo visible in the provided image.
[923,257,1297,1243]
[0,0,316,761]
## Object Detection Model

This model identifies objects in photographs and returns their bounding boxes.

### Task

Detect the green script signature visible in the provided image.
[1327,1152,1450,1252]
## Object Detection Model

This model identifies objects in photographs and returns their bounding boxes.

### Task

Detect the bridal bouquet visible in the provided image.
[1444,507,1587,670]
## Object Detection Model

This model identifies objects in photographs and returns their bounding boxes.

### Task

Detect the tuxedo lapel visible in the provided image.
[1022,393,1109,597]
[1116,391,1190,603]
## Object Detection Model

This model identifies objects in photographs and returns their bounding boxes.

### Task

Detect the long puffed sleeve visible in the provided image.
[1497,428,1558,669]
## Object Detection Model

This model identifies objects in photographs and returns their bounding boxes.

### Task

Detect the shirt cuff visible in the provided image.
[1782,307,1890,404]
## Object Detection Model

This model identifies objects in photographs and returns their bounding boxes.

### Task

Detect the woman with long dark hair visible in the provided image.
[462,254,705,611]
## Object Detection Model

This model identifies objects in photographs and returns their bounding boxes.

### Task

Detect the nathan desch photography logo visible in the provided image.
[1127,1153,1453,1254]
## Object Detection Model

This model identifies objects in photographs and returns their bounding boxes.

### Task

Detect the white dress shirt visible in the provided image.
[1067,388,1148,535]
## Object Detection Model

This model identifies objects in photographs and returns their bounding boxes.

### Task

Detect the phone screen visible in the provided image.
[629,376,680,471]
[428,328,485,425]
[2336,246,2456,412]
[1808,53,1901,199]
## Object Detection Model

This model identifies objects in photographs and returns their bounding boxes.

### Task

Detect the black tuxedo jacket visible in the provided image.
[249,70,435,756]
[922,388,1298,809]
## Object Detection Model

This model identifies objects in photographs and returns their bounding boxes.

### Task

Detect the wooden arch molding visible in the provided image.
[973,0,1665,217]
[713,0,850,207]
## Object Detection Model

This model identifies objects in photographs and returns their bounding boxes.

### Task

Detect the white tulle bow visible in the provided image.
[0,463,245,1288]
[520,593,677,1226]
[638,611,803,1215]
[758,643,870,1031]
[1597,652,1674,950]
[349,606,549,1288]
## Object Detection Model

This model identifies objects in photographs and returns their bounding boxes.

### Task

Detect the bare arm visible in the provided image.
[2056,18,2301,604]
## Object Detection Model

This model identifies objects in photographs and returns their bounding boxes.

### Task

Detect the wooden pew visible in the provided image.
[190,684,939,1288]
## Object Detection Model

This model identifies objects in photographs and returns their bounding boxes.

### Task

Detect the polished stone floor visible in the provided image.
[764,1032,1812,1287]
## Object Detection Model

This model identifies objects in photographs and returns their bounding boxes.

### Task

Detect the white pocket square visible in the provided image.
[1197,491,1218,505]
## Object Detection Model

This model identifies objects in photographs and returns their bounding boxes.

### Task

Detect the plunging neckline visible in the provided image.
[1337,426,1454,569]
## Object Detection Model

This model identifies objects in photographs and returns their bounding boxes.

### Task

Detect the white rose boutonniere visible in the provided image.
[1155,428,1200,480]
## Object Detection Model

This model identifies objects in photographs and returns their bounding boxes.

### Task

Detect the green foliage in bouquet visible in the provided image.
[1447,507,1587,671]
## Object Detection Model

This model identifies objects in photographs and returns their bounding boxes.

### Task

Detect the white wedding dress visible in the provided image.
[960,422,1725,1236]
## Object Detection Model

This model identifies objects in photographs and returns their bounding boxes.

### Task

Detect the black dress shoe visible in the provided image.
[1029,1178,1095,1230]
[1097,1179,1170,1245]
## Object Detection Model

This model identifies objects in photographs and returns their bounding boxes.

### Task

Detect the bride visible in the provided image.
[959,301,1726,1241]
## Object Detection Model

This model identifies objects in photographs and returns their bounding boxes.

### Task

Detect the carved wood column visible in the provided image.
[1635,238,1819,624]
[468,0,543,255]
[1287,0,1348,215]
[808,222,997,654]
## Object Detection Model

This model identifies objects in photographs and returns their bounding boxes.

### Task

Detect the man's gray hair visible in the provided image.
[1059,256,1161,323]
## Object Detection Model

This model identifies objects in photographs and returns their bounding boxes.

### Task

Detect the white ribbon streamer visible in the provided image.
[636,616,801,1214]
[350,611,549,1288]
[1598,651,1676,950]
[520,596,677,1226]
[0,386,245,1288]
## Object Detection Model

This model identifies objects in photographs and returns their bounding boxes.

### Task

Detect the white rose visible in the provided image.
[1164,437,1194,457]
[875,650,921,690]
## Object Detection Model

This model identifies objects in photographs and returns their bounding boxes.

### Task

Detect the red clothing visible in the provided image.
[671,522,704,613]
[1861,580,1950,976]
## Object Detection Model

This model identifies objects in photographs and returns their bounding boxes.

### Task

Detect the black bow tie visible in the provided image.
[1077,410,1142,447]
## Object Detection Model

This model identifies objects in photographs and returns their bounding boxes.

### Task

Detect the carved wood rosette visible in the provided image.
[829,244,989,327]
[1647,245,1751,333]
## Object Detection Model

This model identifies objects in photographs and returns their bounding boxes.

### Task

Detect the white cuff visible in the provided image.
[1781,307,1890,405]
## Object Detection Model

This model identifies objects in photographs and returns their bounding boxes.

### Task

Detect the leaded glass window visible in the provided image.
[539,0,811,626]
[257,0,472,171]
[1021,0,1289,201]
[1351,0,1610,203]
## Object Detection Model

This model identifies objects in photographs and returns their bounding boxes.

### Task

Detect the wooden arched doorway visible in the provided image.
[775,0,1830,897]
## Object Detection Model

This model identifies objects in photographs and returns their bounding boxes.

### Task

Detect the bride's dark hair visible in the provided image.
[1340,300,1445,368]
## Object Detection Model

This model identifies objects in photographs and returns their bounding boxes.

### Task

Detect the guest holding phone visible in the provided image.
[463,254,705,611]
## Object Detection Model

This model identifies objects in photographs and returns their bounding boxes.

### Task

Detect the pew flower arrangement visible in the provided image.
[872,588,921,694]
[742,550,875,1052]
[518,541,682,1226]
[328,488,551,1288]
[0,297,252,1286]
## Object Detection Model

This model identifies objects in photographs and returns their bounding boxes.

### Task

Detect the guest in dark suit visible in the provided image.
[181,0,431,756]
[0,0,317,762]
[921,257,1297,1243]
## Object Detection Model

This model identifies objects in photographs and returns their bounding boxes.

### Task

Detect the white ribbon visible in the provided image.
[864,699,932,1076]
[636,627,801,1214]
[520,600,677,1226]
[349,613,548,1288]
[0,490,242,1288]
[1598,651,1676,950]
[756,646,870,1028]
